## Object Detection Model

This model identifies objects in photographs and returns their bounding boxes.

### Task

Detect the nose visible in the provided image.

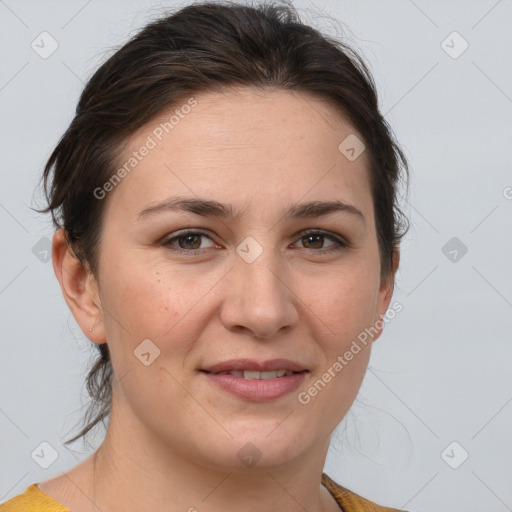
[219,247,299,339]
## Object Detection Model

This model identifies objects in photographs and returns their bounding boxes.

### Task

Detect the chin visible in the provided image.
[196,420,315,471]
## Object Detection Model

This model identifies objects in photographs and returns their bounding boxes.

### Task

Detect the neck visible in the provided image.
[87,411,338,512]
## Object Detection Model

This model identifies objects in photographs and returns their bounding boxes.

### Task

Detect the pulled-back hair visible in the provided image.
[36,0,409,446]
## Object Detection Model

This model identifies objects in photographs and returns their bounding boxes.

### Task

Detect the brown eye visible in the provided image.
[301,234,328,249]
[295,230,348,255]
[162,230,217,254]
[176,234,202,250]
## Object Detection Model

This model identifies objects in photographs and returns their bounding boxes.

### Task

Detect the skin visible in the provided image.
[42,87,398,512]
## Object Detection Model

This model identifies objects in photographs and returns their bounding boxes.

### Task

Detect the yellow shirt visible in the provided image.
[0,473,405,512]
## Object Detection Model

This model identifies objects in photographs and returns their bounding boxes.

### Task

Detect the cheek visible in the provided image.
[101,256,195,333]
[99,256,220,379]
[313,271,378,409]
[301,267,379,345]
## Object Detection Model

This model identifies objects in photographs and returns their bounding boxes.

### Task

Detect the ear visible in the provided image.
[372,247,400,343]
[52,229,106,344]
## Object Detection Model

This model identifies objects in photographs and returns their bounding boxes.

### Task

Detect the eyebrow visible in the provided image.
[136,196,365,225]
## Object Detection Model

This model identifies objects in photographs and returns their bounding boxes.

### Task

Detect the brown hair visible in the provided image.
[35,0,409,446]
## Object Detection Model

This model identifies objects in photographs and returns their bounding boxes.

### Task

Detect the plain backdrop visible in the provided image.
[1,1,511,511]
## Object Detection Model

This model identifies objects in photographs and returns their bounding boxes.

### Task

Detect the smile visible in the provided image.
[201,369,308,401]
[206,369,299,379]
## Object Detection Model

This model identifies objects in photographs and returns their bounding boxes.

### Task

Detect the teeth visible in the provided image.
[215,369,296,379]
[244,370,261,380]
[226,370,243,377]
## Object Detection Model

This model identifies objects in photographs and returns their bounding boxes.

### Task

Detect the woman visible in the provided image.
[0,1,409,511]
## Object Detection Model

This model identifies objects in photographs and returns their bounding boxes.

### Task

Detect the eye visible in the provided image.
[161,228,349,256]
[161,230,218,254]
[293,230,348,255]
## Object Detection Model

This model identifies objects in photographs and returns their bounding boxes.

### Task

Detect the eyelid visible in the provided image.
[297,229,349,248]
[161,228,350,255]
[161,228,218,251]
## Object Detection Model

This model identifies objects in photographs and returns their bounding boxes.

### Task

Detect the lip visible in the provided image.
[201,371,308,402]
[201,358,307,373]
[200,358,309,402]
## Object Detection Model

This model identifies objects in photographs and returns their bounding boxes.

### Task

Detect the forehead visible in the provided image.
[103,87,372,219]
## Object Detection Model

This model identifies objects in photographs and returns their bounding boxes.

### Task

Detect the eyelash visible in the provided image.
[161,229,349,256]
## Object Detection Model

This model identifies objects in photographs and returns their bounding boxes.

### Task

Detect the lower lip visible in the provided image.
[201,371,308,402]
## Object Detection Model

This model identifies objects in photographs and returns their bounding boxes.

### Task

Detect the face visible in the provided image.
[64,87,395,470]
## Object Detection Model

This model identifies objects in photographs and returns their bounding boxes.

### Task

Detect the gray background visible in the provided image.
[1,1,511,510]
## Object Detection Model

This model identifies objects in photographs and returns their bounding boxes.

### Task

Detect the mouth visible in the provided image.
[201,369,307,379]
[199,359,309,401]
[200,358,308,376]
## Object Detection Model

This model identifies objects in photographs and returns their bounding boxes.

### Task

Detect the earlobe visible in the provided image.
[52,229,106,344]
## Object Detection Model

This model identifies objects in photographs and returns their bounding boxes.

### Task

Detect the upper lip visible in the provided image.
[201,358,307,373]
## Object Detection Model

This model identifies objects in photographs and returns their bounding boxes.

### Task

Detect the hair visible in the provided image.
[35,0,409,446]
